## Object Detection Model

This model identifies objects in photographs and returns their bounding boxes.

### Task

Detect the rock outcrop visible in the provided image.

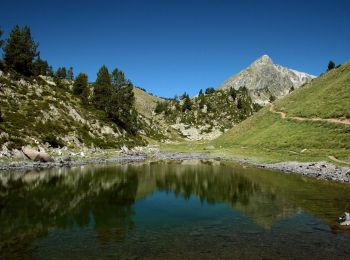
[218,55,315,104]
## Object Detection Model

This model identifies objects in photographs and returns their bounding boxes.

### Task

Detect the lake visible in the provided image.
[1,160,350,259]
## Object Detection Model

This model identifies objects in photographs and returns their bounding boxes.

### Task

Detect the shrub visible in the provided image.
[327,61,335,71]
[205,87,215,95]
[42,134,64,148]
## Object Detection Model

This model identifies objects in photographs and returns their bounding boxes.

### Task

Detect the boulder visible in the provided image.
[120,145,129,154]
[12,149,29,160]
[22,147,54,162]
[34,152,55,163]
[22,146,39,160]
[339,212,350,226]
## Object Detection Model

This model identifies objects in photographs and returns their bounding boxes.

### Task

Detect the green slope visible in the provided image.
[211,62,350,162]
[133,87,163,119]
[275,62,350,118]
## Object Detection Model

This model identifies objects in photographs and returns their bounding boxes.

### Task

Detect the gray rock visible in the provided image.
[339,212,350,226]
[22,146,54,162]
[12,149,29,160]
[218,55,315,105]
[22,146,40,160]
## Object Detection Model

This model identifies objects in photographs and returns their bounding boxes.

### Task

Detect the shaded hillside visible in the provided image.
[212,62,350,162]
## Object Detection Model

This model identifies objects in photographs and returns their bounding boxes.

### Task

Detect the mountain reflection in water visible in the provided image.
[1,160,350,259]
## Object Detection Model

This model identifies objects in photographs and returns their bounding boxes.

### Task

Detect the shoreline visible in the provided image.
[1,151,350,183]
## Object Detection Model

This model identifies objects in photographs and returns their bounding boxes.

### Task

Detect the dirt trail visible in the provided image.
[328,156,350,165]
[269,104,350,126]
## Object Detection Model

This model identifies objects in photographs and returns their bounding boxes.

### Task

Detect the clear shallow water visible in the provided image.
[1,160,350,259]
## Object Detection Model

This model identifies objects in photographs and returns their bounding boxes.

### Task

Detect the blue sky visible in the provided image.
[1,0,349,97]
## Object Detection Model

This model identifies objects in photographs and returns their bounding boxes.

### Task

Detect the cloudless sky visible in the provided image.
[1,0,349,97]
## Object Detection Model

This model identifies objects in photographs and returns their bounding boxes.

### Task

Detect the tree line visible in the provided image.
[0,25,137,135]
[0,25,76,80]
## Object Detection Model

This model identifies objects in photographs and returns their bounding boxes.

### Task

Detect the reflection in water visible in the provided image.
[0,160,350,259]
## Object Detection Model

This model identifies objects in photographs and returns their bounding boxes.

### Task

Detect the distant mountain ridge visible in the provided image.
[219,55,315,104]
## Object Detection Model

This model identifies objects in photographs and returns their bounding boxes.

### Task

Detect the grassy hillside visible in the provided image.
[133,87,163,119]
[211,62,350,163]
[275,62,350,118]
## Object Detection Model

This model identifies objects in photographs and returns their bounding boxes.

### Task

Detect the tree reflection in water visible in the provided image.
[0,160,350,258]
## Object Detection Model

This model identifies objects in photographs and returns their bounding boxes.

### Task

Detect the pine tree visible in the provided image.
[0,28,4,70]
[327,60,336,71]
[47,66,54,77]
[67,67,74,80]
[92,65,138,134]
[3,25,39,76]
[198,89,205,109]
[181,92,189,100]
[205,87,215,95]
[228,87,237,100]
[111,68,127,86]
[0,27,3,48]
[182,95,192,112]
[93,65,112,110]
[109,67,137,134]
[32,55,49,76]
[56,67,67,79]
[73,73,88,95]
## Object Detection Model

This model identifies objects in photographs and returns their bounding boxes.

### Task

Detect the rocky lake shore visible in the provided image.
[1,145,350,183]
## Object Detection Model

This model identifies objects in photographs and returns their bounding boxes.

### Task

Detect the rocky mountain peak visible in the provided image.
[219,55,315,104]
[251,54,273,66]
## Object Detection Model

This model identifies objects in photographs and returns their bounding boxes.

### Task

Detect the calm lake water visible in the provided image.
[1,160,350,259]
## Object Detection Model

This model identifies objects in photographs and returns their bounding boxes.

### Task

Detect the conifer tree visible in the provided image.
[327,60,335,71]
[0,27,3,48]
[93,65,112,110]
[47,66,54,77]
[32,55,49,76]
[228,87,237,100]
[67,67,74,80]
[181,92,192,111]
[109,67,137,133]
[73,73,88,95]
[56,67,67,79]
[0,28,4,70]
[205,87,215,95]
[198,89,205,109]
[111,68,127,86]
[3,25,39,76]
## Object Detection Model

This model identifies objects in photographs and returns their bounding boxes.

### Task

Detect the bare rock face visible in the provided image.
[218,55,315,105]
